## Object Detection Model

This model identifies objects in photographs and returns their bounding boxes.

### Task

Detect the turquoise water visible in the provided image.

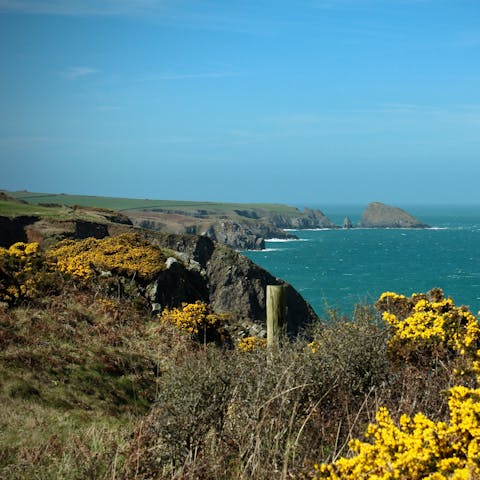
[244,205,480,318]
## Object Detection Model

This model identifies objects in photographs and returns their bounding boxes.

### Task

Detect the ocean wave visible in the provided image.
[283,228,334,232]
[244,248,281,253]
[266,238,309,242]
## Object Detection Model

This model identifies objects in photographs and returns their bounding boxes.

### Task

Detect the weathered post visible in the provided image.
[266,285,287,348]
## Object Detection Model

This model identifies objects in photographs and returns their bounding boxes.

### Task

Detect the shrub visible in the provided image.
[313,290,480,480]
[0,242,61,305]
[313,379,480,480]
[375,288,480,365]
[122,310,392,480]
[159,301,228,344]
[47,233,166,282]
[237,336,267,352]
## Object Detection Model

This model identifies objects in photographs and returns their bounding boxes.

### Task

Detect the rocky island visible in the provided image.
[358,202,429,228]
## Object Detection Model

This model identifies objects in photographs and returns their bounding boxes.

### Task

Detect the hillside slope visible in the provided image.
[5,190,338,249]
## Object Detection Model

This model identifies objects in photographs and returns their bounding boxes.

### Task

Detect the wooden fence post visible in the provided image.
[266,285,287,348]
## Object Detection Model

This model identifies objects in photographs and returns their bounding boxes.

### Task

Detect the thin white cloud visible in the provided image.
[0,1,277,36]
[63,66,97,79]
[156,71,241,81]
[0,0,164,16]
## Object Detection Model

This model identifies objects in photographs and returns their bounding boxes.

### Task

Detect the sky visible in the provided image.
[1,0,480,205]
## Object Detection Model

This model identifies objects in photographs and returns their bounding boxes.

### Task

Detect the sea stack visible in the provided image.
[359,202,429,228]
[343,216,353,229]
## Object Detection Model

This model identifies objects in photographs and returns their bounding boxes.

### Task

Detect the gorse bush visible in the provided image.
[237,336,267,352]
[47,233,167,281]
[314,289,480,480]
[159,301,227,343]
[376,289,480,364]
[314,380,480,480]
[0,242,40,303]
[0,241,61,305]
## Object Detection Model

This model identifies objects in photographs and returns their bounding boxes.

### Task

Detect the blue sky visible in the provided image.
[1,0,479,205]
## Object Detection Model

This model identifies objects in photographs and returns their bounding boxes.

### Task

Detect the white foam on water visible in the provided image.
[266,238,310,243]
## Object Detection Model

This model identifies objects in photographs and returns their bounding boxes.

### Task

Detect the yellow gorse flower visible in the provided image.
[160,301,224,336]
[237,336,267,352]
[314,381,480,479]
[47,233,166,281]
[0,241,41,302]
[376,289,480,360]
[315,290,480,480]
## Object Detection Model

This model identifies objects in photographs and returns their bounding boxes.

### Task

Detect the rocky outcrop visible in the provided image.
[267,208,337,229]
[200,221,265,250]
[127,206,334,250]
[150,233,318,335]
[343,217,353,229]
[205,243,316,335]
[0,216,318,335]
[359,202,429,228]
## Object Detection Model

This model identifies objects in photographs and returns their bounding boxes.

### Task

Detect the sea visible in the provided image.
[244,205,480,319]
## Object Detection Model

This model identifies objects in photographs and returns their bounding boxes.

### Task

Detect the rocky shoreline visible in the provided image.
[1,191,430,251]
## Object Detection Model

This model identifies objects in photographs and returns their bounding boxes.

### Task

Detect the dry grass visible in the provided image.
[0,259,472,479]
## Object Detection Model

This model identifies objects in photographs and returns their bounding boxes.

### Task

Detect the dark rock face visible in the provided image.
[0,216,38,247]
[152,235,318,335]
[267,208,337,229]
[147,258,209,309]
[145,232,215,267]
[359,202,429,228]
[200,221,265,251]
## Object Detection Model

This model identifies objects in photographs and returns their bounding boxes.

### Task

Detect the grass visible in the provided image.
[5,190,303,215]
[1,284,466,479]
[0,200,71,218]
[0,199,125,224]
[0,286,174,479]
[1,235,477,479]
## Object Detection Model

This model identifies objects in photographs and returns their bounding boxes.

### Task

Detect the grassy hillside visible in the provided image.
[1,234,480,478]
[0,199,70,218]
[6,190,301,216]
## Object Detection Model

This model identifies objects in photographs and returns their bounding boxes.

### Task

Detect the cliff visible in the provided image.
[0,211,318,335]
[358,202,429,228]
[149,233,318,335]
[266,208,337,229]
[127,207,334,250]
[4,191,338,250]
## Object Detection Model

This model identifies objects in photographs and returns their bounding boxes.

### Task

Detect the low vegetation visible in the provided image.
[6,189,302,216]
[1,235,479,479]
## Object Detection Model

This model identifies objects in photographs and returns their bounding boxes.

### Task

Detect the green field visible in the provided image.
[6,190,301,216]
[0,200,76,219]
